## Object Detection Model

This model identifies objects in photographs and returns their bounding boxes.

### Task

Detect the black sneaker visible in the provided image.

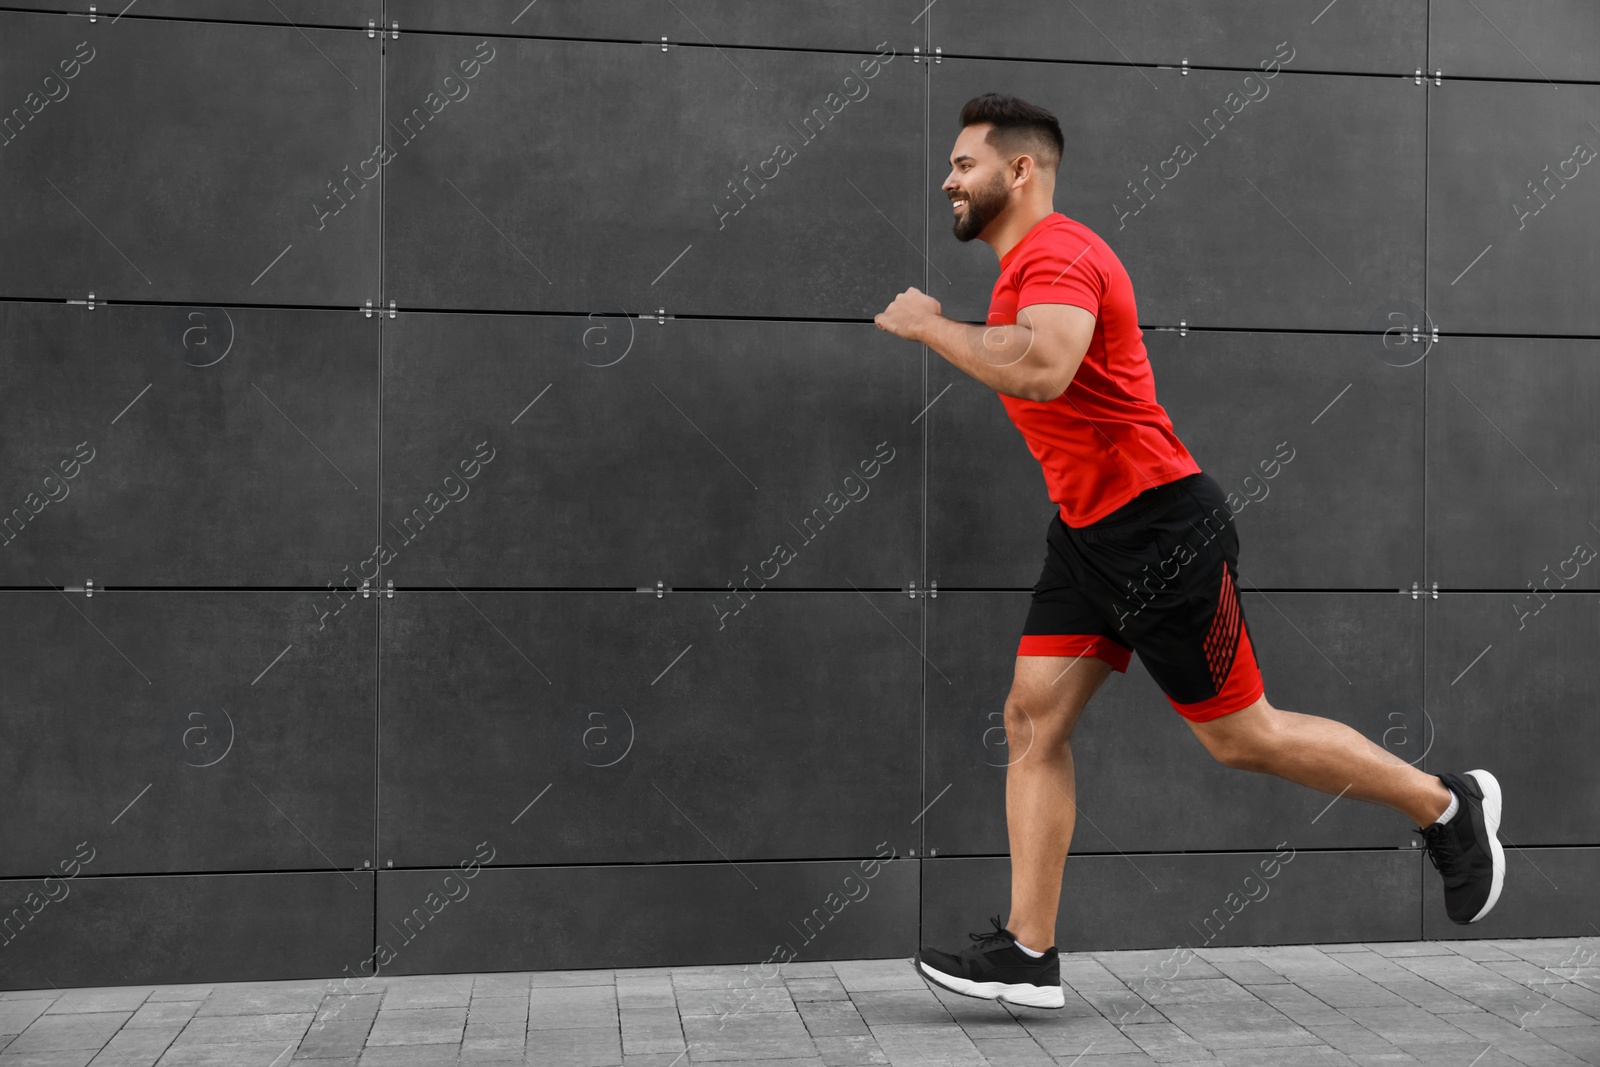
[913,914,1064,1009]
[1420,769,1506,924]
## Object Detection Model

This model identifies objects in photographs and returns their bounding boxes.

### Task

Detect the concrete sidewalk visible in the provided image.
[1,938,1597,1066]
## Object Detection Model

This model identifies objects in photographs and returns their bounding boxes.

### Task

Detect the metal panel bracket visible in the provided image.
[930,579,937,599]
[907,580,917,599]
[1431,581,1438,599]
[643,308,668,325]
[933,47,942,64]
[390,20,399,39]
[385,579,394,599]
[361,578,371,599]
[1409,581,1419,600]
[1414,68,1423,86]
[364,299,374,318]
[67,291,99,310]
[88,4,96,21]
[912,46,922,63]
[636,581,671,596]
[1179,319,1187,337]
[1434,69,1442,86]
[1181,58,1188,76]
[367,18,376,37]
[388,299,397,319]
[660,36,671,52]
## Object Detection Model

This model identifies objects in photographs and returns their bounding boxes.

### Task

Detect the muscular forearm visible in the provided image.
[915,315,1048,401]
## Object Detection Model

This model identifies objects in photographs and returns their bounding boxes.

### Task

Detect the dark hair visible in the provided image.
[958,93,1063,172]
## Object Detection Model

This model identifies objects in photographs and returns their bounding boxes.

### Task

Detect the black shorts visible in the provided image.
[1018,471,1265,721]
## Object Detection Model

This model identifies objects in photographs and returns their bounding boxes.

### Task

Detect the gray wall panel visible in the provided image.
[1430,0,1600,82]
[8,1,376,24]
[1423,848,1600,941]
[1425,338,1600,590]
[386,0,926,53]
[378,591,921,867]
[1426,594,1600,846]
[381,315,920,588]
[934,0,1424,75]
[0,591,376,876]
[0,303,379,587]
[1427,81,1600,336]
[374,855,917,975]
[0,871,372,991]
[929,58,1425,332]
[929,331,1425,589]
[0,11,380,305]
[924,851,1419,953]
[925,591,1421,856]
[383,34,924,318]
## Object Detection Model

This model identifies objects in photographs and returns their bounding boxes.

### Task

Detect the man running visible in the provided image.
[873,93,1506,1010]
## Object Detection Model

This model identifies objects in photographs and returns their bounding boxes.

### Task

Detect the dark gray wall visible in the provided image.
[0,0,1593,988]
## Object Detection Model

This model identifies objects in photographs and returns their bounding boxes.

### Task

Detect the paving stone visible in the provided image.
[1243,984,1348,1028]
[848,989,951,1029]
[1446,942,1520,963]
[524,1026,623,1067]
[293,1019,374,1058]
[81,1022,179,1066]
[1540,1022,1600,1063]
[312,995,383,1026]
[528,971,615,989]
[966,1036,1054,1067]
[44,989,152,1015]
[1333,1006,1482,1047]
[378,980,472,1011]
[676,986,793,1018]
[672,970,780,992]
[363,1007,467,1046]
[811,1033,888,1066]
[1211,1048,1355,1066]
[1248,947,1356,979]
[1365,944,1455,959]
[923,990,1028,1038]
[1073,988,1163,1027]
[796,1001,871,1038]
[682,1011,817,1062]
[529,988,619,1030]
[1010,1014,1141,1057]
[353,1047,463,1066]
[0,1050,96,1067]
[0,1000,51,1036]
[470,974,532,998]
[777,963,838,981]
[1205,960,1287,987]
[1316,944,1372,955]
[1137,980,1257,1008]
[1121,1021,1213,1061]
[1389,1041,1519,1067]
[1376,980,1476,1015]
[830,962,923,995]
[1159,1003,1318,1050]
[7,1013,134,1053]
[1333,952,1422,985]
[1439,1011,1591,1065]
[868,1024,984,1067]
[194,989,324,1017]
[1057,960,1128,990]
[786,979,849,1003]
[619,1053,687,1067]
[1053,1054,1160,1066]
[123,1002,201,1030]
[1091,951,1223,983]
[170,1012,311,1048]
[1295,976,1409,1009]
[156,1040,303,1065]
[0,991,61,1002]
[1300,1021,1409,1057]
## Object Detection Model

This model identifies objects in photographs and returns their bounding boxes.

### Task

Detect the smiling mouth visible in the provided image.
[952,198,968,212]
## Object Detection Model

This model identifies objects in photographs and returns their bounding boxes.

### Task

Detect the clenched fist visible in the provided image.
[875,287,941,341]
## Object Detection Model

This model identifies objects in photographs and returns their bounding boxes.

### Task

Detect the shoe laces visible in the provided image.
[1421,820,1463,876]
[967,914,1018,950]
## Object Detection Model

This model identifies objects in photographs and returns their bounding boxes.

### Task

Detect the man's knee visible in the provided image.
[1194,695,1276,770]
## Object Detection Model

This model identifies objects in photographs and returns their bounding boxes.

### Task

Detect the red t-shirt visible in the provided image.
[988,212,1200,527]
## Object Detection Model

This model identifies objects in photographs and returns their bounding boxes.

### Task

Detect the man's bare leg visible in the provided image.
[1002,654,1115,952]
[1187,695,1453,826]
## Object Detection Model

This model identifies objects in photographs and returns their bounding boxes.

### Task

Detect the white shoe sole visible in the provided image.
[1465,768,1505,922]
[915,958,1066,1008]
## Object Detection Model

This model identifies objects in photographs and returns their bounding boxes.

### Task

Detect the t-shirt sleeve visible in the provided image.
[1016,235,1104,317]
